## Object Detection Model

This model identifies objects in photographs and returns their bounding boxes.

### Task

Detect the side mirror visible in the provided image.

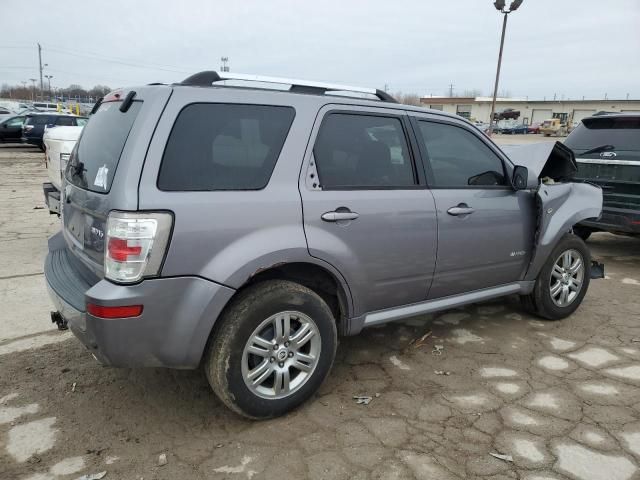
[512,165,529,190]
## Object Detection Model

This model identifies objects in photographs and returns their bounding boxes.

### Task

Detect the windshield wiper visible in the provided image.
[581,144,615,155]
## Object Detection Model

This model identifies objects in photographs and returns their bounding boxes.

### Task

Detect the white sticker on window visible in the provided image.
[94,164,109,189]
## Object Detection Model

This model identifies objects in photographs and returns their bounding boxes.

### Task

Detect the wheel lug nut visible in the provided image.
[279,362,284,367]
[284,341,289,347]
[270,357,275,362]
[273,344,278,350]
[288,352,293,358]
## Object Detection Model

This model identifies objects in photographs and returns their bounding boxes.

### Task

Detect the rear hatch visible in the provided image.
[565,116,640,212]
[61,89,168,275]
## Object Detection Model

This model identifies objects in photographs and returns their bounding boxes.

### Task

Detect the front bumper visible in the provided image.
[43,182,60,214]
[44,232,235,368]
[581,207,640,235]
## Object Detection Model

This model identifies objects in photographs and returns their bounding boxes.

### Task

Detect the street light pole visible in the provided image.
[487,0,523,136]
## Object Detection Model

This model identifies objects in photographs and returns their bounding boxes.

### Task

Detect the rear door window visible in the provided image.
[66,101,142,192]
[158,103,295,191]
[55,116,75,126]
[313,113,416,188]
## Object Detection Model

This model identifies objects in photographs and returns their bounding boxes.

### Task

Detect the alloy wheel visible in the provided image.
[241,311,321,399]
[549,249,585,307]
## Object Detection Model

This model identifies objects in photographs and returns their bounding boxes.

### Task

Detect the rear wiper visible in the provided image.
[581,144,615,155]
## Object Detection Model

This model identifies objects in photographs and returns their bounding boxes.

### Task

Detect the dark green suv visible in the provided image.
[565,113,640,239]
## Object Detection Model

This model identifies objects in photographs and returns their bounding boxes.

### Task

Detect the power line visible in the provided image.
[43,45,195,74]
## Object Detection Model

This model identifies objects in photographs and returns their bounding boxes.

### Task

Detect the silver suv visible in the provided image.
[45,72,603,418]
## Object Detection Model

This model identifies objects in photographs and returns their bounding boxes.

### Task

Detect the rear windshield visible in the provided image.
[158,103,295,191]
[565,117,640,153]
[26,115,51,126]
[66,101,142,192]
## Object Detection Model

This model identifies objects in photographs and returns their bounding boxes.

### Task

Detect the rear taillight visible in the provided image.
[59,153,70,173]
[105,211,173,283]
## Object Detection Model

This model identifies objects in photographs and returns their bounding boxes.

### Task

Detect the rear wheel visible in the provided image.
[204,280,337,419]
[521,234,590,320]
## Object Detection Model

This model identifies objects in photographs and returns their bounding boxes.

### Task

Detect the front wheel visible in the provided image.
[521,234,591,320]
[204,280,337,419]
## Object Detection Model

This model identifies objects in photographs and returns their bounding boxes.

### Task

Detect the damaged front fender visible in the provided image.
[503,141,603,280]
[525,181,602,281]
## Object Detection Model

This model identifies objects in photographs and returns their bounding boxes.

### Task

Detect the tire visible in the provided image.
[521,234,591,320]
[204,280,337,419]
[572,225,592,241]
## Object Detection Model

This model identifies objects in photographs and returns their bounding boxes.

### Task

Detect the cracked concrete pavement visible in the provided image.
[1,141,640,480]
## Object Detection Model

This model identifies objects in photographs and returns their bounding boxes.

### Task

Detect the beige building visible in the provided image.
[420,96,640,124]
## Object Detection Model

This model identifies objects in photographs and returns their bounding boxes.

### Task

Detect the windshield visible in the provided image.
[565,117,640,154]
[65,101,141,193]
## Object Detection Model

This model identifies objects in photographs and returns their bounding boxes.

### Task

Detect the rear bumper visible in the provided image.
[581,207,640,235]
[44,231,235,368]
[43,182,60,214]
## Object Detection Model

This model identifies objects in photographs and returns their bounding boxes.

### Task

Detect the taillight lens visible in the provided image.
[105,211,173,283]
[60,153,70,173]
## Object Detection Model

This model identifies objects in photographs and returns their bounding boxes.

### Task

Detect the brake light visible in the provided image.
[105,211,173,283]
[108,238,142,262]
[87,303,143,319]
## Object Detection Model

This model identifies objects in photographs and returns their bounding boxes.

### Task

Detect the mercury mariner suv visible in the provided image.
[45,72,603,418]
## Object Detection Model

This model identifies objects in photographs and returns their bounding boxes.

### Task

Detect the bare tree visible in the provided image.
[462,89,483,97]
[393,92,422,106]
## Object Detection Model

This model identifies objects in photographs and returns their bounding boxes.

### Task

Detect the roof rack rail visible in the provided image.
[179,71,397,103]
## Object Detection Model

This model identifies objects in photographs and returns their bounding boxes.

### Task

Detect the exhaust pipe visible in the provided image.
[50,311,68,331]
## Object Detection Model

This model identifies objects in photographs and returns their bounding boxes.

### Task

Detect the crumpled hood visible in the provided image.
[501,141,577,181]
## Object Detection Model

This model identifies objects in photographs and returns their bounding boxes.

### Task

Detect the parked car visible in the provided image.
[500,123,528,135]
[564,113,640,239]
[0,115,26,142]
[22,113,87,150]
[527,122,541,134]
[42,125,84,214]
[539,118,568,137]
[494,108,520,120]
[44,72,602,419]
[32,102,60,112]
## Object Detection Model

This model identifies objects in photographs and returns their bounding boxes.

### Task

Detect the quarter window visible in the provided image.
[313,113,416,188]
[418,121,506,187]
[158,103,295,191]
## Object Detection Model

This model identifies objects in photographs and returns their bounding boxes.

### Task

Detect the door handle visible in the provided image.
[447,204,475,216]
[321,209,360,222]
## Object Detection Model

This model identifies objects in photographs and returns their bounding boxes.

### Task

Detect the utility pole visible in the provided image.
[220,57,230,72]
[38,43,44,99]
[448,83,454,97]
[487,0,523,136]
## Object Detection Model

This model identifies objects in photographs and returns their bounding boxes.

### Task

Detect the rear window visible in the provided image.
[66,101,142,192]
[158,103,295,191]
[26,116,51,126]
[565,117,640,152]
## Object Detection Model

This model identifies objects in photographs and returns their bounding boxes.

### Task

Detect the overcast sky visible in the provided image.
[2,0,639,99]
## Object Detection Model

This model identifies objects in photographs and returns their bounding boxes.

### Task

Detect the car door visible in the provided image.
[300,106,438,316]
[0,116,24,141]
[411,116,536,299]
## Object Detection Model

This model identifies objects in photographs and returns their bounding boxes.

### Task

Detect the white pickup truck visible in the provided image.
[43,126,83,214]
